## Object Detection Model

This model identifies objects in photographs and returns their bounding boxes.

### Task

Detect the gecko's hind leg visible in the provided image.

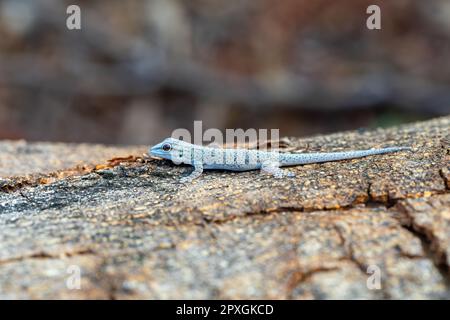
[180,162,203,183]
[261,161,295,178]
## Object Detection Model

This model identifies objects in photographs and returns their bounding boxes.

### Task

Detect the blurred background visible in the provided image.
[0,0,449,145]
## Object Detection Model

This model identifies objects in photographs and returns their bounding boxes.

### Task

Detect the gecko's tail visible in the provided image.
[281,146,411,166]
[352,146,412,156]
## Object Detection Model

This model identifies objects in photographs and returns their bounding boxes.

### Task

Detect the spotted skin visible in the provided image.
[150,138,411,182]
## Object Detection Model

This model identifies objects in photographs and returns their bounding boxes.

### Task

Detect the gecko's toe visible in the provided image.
[274,172,284,178]
[179,177,192,184]
[286,172,296,178]
[270,171,295,178]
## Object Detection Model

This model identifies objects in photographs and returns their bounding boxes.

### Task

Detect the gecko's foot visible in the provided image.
[261,161,295,178]
[263,168,295,178]
[285,171,296,178]
[179,176,193,184]
[274,170,295,178]
[180,172,203,183]
[273,172,283,178]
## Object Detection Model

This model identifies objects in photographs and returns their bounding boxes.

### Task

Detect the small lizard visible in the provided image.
[149,137,411,183]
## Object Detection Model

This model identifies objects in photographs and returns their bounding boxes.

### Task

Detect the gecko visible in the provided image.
[149,137,411,183]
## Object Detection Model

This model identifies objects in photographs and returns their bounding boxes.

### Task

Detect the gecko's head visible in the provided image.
[149,137,190,162]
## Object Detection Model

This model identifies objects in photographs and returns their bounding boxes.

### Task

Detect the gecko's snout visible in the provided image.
[149,140,174,160]
[149,144,161,157]
[148,143,160,157]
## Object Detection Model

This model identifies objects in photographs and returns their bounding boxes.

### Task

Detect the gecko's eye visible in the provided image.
[162,143,172,152]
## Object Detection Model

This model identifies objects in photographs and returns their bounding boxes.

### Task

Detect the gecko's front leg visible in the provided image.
[180,161,204,183]
[261,161,295,178]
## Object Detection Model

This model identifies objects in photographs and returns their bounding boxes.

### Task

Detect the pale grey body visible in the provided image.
[150,138,410,182]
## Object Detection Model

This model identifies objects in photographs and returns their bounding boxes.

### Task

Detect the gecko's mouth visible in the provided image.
[149,147,162,157]
[149,144,168,159]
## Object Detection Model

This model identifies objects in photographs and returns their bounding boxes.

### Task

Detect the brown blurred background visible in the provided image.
[0,0,449,145]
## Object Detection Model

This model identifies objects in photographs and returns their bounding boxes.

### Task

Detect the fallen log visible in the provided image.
[0,117,449,299]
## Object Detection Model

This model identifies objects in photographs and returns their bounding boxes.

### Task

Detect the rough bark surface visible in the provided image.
[0,117,449,299]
